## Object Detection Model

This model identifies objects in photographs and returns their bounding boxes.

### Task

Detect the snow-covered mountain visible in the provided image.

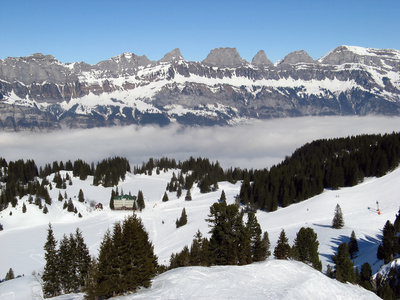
[0,45,399,131]
[1,163,400,299]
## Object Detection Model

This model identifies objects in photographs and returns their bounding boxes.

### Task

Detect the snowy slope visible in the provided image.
[1,165,400,298]
[0,261,380,300]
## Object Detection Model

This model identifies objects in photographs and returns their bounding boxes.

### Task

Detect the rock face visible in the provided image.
[252,50,274,67]
[278,50,316,65]
[0,45,399,131]
[159,48,184,63]
[202,47,247,67]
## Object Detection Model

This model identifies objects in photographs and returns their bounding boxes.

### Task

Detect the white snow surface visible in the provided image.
[1,162,400,298]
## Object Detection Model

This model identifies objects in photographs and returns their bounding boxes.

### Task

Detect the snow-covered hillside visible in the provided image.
[0,260,379,300]
[1,164,399,299]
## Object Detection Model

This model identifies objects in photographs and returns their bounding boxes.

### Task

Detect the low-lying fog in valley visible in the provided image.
[2,116,400,169]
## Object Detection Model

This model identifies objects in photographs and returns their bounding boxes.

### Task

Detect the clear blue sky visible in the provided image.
[1,0,399,65]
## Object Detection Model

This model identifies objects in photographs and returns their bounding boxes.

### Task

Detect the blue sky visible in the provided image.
[1,0,399,64]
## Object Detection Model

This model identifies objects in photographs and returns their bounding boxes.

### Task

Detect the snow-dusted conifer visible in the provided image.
[274,229,291,259]
[42,223,61,297]
[332,204,344,229]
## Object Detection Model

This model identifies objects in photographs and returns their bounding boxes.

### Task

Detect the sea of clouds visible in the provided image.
[1,116,400,170]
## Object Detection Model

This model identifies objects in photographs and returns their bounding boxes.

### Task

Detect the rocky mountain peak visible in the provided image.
[278,50,316,65]
[318,45,400,67]
[159,48,184,63]
[202,47,247,67]
[251,50,274,67]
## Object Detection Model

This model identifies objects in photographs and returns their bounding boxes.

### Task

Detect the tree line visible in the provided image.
[42,215,159,299]
[0,156,130,212]
[239,132,400,212]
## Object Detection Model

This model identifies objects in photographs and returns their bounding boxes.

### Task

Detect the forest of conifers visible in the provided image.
[1,132,400,213]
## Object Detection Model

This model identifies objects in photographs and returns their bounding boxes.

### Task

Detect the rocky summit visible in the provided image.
[0,45,399,131]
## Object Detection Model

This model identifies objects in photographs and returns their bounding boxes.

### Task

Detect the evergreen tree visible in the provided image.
[220,190,226,203]
[332,204,344,229]
[58,191,63,202]
[137,190,145,211]
[109,189,115,210]
[58,234,78,293]
[162,191,169,202]
[326,265,334,278]
[93,215,158,297]
[185,189,192,201]
[261,231,271,259]
[246,212,267,262]
[67,199,74,212]
[176,185,182,198]
[348,230,359,259]
[293,227,322,271]
[42,223,61,298]
[377,220,399,263]
[207,202,244,265]
[83,257,98,300]
[274,229,291,259]
[332,242,356,283]
[22,202,27,213]
[78,189,85,203]
[43,205,49,214]
[359,262,373,291]
[95,230,114,298]
[189,230,209,266]
[75,228,91,289]
[176,208,188,228]
[5,268,15,281]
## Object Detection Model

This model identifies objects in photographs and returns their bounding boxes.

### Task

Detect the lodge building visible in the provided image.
[113,195,137,210]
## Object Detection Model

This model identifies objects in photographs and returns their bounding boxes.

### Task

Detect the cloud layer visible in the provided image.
[1,116,400,170]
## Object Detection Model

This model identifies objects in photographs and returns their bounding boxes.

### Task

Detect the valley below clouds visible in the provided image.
[1,116,400,169]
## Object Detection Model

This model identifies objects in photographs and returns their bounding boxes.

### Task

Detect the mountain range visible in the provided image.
[0,45,399,131]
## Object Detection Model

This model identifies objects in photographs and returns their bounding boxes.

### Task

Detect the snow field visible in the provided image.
[1,164,400,299]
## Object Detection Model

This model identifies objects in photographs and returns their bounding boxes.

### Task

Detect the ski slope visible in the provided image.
[1,164,399,299]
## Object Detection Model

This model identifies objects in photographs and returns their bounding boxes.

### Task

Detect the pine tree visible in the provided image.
[261,231,271,259]
[162,191,169,202]
[274,229,291,259]
[326,264,334,278]
[95,230,114,298]
[293,227,322,271]
[137,190,145,210]
[83,257,98,300]
[43,205,49,214]
[176,208,188,228]
[78,189,85,203]
[377,220,399,263]
[332,204,344,229]
[332,242,356,283]
[220,190,226,203]
[189,230,209,266]
[58,234,78,293]
[75,228,91,289]
[246,212,266,262]
[5,268,15,281]
[42,223,61,298]
[207,202,244,265]
[185,189,192,201]
[109,189,115,210]
[359,262,373,291]
[22,202,27,213]
[67,198,74,212]
[93,215,158,297]
[176,185,182,198]
[58,191,63,202]
[348,230,359,259]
